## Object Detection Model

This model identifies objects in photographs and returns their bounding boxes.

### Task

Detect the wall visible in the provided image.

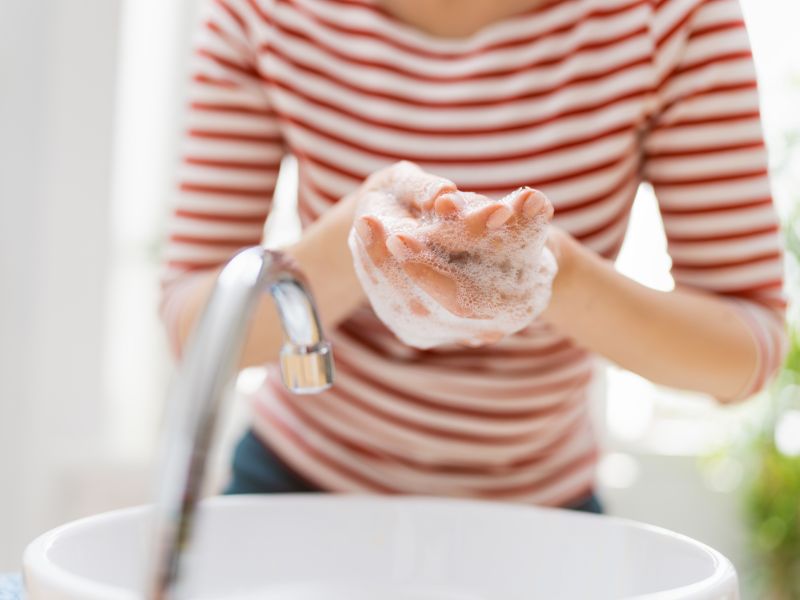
[0,0,121,571]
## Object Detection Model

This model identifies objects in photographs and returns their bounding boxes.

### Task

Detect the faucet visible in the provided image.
[145,246,334,599]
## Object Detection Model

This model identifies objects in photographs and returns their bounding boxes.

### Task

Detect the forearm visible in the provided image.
[174,197,365,368]
[173,268,286,366]
[543,234,759,401]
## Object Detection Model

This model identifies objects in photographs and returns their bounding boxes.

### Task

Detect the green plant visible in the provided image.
[741,125,800,597]
[745,429,800,598]
[743,380,799,598]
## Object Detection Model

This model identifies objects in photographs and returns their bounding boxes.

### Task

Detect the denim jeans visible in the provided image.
[225,429,603,514]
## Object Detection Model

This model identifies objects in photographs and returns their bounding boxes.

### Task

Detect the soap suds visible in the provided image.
[349,182,557,349]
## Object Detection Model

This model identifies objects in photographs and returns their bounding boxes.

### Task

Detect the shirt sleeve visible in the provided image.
[642,0,786,400]
[159,0,285,354]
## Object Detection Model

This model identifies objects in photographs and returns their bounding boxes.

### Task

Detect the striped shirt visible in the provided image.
[161,0,785,506]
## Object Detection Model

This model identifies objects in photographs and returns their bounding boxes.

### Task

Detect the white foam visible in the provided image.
[349,187,557,349]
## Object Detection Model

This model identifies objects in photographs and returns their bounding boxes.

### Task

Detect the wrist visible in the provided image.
[285,197,367,324]
[542,226,581,324]
[547,226,578,283]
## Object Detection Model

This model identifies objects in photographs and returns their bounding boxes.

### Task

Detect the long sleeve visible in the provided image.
[643,0,786,400]
[160,0,285,352]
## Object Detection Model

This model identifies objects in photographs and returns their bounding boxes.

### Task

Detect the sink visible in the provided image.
[23,495,738,599]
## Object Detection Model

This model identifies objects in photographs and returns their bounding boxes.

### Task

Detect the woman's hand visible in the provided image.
[350,161,557,348]
[284,162,456,328]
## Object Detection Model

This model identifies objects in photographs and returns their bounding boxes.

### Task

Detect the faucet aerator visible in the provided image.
[280,340,334,394]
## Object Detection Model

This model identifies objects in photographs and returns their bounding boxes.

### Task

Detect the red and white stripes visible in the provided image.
[161,0,785,504]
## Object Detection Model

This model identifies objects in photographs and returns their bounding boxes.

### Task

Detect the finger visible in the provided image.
[465,202,513,236]
[356,251,380,285]
[506,187,554,221]
[386,232,425,260]
[354,215,391,266]
[390,162,457,213]
[403,262,475,318]
[386,233,477,318]
[433,192,465,219]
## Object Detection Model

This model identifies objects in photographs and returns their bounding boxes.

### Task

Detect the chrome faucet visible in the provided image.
[145,246,334,599]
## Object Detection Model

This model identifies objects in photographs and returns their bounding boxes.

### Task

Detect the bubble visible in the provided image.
[349,185,557,349]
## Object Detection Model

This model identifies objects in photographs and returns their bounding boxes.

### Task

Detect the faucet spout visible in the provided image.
[146,246,334,599]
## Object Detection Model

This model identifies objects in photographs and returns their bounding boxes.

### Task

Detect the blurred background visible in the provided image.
[0,0,798,597]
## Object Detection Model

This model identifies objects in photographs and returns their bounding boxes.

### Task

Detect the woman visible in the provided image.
[160,0,785,512]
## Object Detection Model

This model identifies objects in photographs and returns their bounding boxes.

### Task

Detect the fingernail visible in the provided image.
[524,191,553,219]
[386,234,420,259]
[354,219,373,244]
[522,194,542,218]
[486,206,513,229]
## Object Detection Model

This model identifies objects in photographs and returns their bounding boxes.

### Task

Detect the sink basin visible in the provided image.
[23,495,738,599]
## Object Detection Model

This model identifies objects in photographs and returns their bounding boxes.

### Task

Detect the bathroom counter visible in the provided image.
[0,574,22,600]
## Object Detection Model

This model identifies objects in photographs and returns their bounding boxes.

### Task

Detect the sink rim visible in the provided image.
[24,502,146,600]
[23,494,737,600]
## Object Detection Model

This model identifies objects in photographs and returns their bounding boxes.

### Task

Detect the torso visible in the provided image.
[242,0,660,505]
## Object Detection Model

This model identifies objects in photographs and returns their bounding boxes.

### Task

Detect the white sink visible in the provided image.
[23,495,738,599]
